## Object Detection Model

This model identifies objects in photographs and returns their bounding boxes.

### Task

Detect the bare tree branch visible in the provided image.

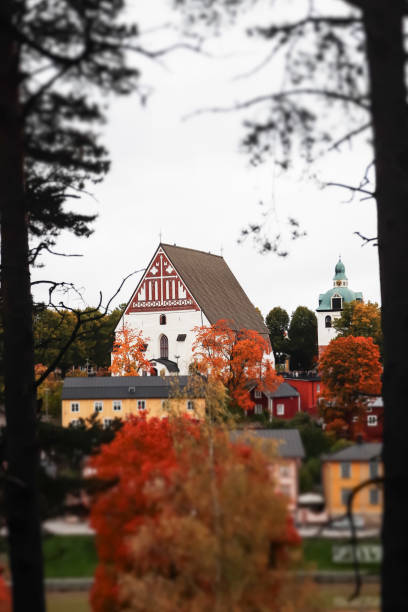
[183,88,369,121]
[354,231,378,246]
[34,268,145,387]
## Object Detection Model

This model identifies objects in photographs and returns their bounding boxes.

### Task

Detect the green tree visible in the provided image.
[333,300,382,350]
[288,306,317,370]
[0,2,154,609]
[265,306,290,362]
[174,4,408,602]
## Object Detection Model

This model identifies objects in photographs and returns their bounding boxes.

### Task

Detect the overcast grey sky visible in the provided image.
[32,0,380,320]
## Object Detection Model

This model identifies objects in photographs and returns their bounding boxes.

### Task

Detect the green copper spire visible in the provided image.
[333,257,347,281]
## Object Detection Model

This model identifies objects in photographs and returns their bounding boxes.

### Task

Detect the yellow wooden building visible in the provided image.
[61,375,205,427]
[322,442,383,526]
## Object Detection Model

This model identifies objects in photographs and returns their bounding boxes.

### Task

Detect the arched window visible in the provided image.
[325,315,332,328]
[160,335,169,359]
[160,314,166,325]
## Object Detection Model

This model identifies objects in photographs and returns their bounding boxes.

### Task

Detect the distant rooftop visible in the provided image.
[323,442,382,462]
[230,429,305,459]
[62,375,196,400]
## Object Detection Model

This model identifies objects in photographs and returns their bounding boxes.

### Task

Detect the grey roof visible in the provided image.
[161,244,269,337]
[150,358,179,373]
[323,443,382,462]
[230,429,305,459]
[62,375,192,400]
[267,382,299,399]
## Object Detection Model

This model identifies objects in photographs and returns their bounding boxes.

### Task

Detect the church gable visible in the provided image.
[126,247,199,314]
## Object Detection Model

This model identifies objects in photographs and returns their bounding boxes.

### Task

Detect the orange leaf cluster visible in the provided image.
[89,417,301,611]
[109,324,152,376]
[192,319,282,411]
[319,336,382,438]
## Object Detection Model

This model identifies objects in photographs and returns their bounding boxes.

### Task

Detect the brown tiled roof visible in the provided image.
[162,244,269,337]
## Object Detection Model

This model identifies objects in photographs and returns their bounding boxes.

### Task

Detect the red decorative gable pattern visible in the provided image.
[126,247,199,314]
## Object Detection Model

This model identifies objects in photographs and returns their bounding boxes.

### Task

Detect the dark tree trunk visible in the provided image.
[0,3,45,610]
[362,2,408,609]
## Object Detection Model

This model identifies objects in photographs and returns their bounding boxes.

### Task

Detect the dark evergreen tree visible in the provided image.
[265,306,290,362]
[288,306,318,371]
[0,2,151,609]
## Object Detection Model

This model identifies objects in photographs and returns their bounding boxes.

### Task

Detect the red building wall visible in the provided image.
[270,396,300,420]
[282,378,320,417]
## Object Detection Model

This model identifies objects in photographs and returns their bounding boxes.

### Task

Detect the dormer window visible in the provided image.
[325,315,332,328]
[160,314,166,325]
[331,295,342,310]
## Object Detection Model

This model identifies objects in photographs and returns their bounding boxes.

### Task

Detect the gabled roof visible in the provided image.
[62,375,193,400]
[161,244,269,336]
[230,429,305,458]
[267,382,299,399]
[322,442,382,462]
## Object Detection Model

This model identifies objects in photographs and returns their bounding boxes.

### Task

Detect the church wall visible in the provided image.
[120,309,210,375]
[316,310,341,351]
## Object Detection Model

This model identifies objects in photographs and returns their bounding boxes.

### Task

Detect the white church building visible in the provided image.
[316,258,363,355]
[115,243,271,375]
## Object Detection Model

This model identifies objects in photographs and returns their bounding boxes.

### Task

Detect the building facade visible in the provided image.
[116,243,272,375]
[322,442,383,525]
[316,258,363,355]
[61,376,205,427]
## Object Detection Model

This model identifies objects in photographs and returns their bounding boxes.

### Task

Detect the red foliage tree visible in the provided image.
[89,417,303,611]
[192,319,282,411]
[319,336,382,438]
[109,324,152,376]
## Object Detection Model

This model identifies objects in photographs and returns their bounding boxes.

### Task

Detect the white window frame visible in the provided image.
[71,402,80,413]
[316,384,320,393]
[103,418,113,428]
[254,390,262,399]
[369,488,379,505]
[94,401,103,413]
[367,414,378,427]
[254,404,263,415]
[138,400,146,411]
[369,460,379,478]
[70,419,80,427]
[280,464,291,478]
[276,403,285,416]
[341,488,352,506]
[187,400,194,411]
[113,400,122,412]
[341,462,351,479]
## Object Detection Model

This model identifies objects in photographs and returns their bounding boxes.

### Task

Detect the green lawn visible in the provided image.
[302,538,380,574]
[43,535,97,578]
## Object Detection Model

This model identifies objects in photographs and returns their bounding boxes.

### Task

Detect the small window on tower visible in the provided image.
[177,334,186,341]
[160,314,166,325]
[332,296,342,310]
[325,315,332,328]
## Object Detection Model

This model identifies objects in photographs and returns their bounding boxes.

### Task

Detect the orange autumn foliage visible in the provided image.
[192,319,282,411]
[319,336,382,438]
[109,324,152,376]
[89,417,303,612]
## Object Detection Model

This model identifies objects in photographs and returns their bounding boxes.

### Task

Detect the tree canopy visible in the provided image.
[288,306,317,371]
[89,416,307,611]
[192,319,281,411]
[265,306,290,361]
[319,335,382,438]
[109,324,152,376]
[333,300,382,350]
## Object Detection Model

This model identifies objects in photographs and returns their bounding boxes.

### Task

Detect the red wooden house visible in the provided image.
[249,382,300,420]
